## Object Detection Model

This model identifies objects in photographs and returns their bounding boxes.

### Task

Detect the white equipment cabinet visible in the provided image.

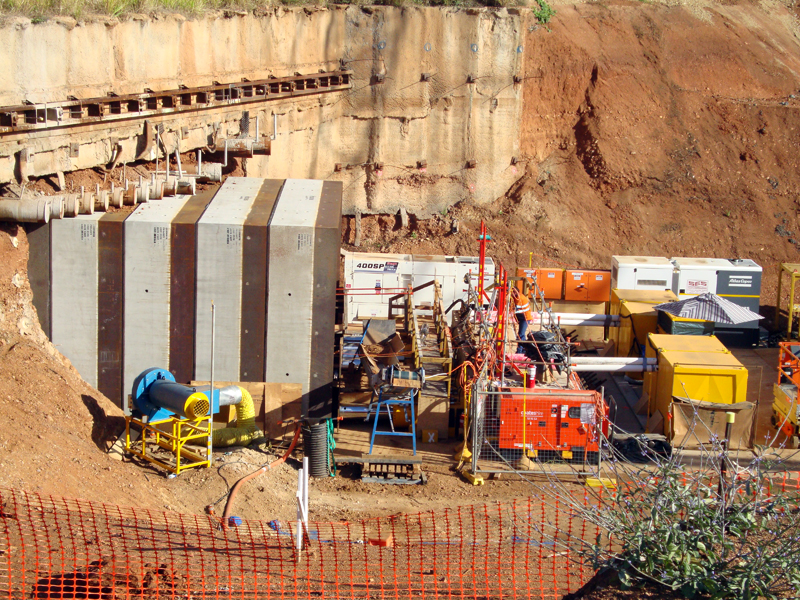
[611,256,674,291]
[343,252,495,324]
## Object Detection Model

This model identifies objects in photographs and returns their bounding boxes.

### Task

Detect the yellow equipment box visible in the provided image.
[646,333,734,355]
[644,334,748,434]
[608,289,678,361]
[610,289,679,305]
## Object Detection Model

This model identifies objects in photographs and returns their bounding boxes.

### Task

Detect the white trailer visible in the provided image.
[343,251,495,324]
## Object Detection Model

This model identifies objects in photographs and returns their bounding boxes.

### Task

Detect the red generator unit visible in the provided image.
[498,387,608,464]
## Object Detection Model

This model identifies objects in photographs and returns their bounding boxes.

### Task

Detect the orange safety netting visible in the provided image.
[0,487,600,599]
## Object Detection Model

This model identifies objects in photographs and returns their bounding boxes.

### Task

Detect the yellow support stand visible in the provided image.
[586,477,617,490]
[125,414,212,475]
[460,470,485,486]
[776,262,800,340]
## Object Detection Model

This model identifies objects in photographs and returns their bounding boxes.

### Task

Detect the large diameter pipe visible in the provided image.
[570,363,657,373]
[544,313,620,322]
[570,357,657,365]
[49,196,64,220]
[64,194,80,217]
[110,187,124,209]
[182,162,222,183]
[0,198,51,223]
[94,190,109,212]
[545,318,620,327]
[79,191,94,214]
[147,380,210,419]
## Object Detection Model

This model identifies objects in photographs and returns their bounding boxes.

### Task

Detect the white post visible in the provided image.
[295,456,310,552]
[296,467,304,551]
[302,456,309,522]
[208,302,215,466]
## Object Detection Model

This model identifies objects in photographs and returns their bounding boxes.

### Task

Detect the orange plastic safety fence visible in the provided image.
[0,488,604,600]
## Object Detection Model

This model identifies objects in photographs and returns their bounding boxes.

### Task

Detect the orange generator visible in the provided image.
[564,269,612,302]
[498,387,608,464]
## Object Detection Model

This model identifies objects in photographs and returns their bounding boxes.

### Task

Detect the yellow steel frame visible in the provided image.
[125,414,212,474]
[776,263,800,340]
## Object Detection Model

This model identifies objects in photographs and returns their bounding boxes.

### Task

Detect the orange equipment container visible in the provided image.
[515,267,564,300]
[564,269,612,302]
[498,387,607,463]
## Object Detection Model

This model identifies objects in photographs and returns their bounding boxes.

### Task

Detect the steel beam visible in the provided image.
[0,70,352,135]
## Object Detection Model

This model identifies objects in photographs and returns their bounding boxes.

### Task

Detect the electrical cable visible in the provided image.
[218,425,302,529]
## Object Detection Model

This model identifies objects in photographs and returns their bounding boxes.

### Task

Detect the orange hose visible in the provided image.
[221,425,302,528]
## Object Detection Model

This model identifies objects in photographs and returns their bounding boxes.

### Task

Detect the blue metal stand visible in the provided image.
[368,387,417,456]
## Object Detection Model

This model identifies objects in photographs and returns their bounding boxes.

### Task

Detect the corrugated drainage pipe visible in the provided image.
[212,387,264,447]
[0,199,51,223]
[303,422,330,478]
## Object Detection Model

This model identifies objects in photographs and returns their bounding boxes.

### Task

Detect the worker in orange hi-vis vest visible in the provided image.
[511,287,534,341]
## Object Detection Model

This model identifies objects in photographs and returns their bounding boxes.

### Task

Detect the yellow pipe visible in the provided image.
[212,387,264,447]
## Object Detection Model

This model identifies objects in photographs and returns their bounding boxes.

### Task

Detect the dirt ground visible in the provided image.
[0,220,549,523]
[1,0,800,539]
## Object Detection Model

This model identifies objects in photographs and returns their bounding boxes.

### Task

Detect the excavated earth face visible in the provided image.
[2,0,800,519]
[347,0,800,321]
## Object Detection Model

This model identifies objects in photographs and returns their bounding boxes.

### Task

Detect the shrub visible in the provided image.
[534,412,800,599]
[532,0,554,24]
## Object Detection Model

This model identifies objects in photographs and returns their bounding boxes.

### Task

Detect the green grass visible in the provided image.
[0,0,528,18]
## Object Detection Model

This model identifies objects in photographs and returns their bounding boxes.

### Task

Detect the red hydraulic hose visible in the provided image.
[221,425,302,528]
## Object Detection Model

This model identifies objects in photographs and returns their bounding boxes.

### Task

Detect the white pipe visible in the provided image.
[570,357,657,364]
[64,194,80,217]
[0,199,51,223]
[110,185,123,209]
[94,189,109,212]
[544,319,620,327]
[296,465,305,552]
[79,188,94,215]
[570,364,657,373]
[543,313,619,321]
[271,113,277,140]
[302,456,309,522]
[50,196,64,220]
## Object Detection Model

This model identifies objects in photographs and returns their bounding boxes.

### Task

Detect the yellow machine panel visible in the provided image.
[644,334,747,434]
[608,291,679,367]
[646,333,732,355]
[610,289,679,307]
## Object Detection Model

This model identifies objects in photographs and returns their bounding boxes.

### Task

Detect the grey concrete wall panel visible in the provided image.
[25,223,51,339]
[240,179,284,383]
[123,197,190,412]
[170,190,216,386]
[195,177,262,382]
[265,179,324,412]
[97,211,129,406]
[50,213,104,388]
[307,180,342,420]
